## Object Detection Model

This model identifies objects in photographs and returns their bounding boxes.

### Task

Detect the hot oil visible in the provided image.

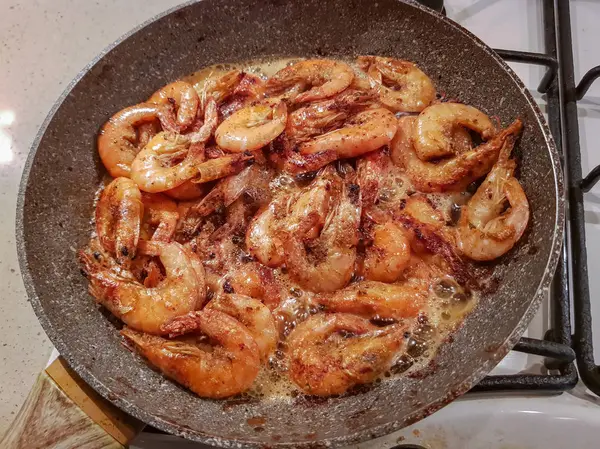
[389,279,478,377]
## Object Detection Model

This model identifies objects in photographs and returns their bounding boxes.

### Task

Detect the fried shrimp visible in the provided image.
[79,240,205,335]
[131,131,254,193]
[130,131,205,192]
[215,100,287,152]
[457,137,530,261]
[225,263,283,310]
[414,103,496,160]
[95,177,143,266]
[391,115,523,192]
[149,80,199,130]
[284,175,361,292]
[299,108,398,158]
[140,192,179,242]
[122,308,260,398]
[314,280,427,320]
[179,163,273,238]
[97,103,178,178]
[246,165,338,267]
[197,70,265,117]
[287,313,407,396]
[197,70,244,105]
[357,56,436,112]
[356,149,393,212]
[363,221,412,283]
[130,99,230,192]
[266,59,354,103]
[245,195,288,268]
[205,294,278,361]
[286,89,377,141]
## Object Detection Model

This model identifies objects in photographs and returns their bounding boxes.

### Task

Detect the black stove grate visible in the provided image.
[420,0,600,394]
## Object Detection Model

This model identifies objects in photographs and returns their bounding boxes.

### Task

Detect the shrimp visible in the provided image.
[356,149,393,212]
[197,70,244,106]
[396,195,472,287]
[268,135,340,174]
[284,176,361,292]
[246,165,338,268]
[357,56,436,112]
[414,103,496,160]
[194,70,266,117]
[299,108,398,158]
[97,103,178,178]
[79,240,205,335]
[130,131,254,192]
[314,280,427,320]
[179,164,273,238]
[363,221,412,283]
[245,196,288,268]
[161,99,219,201]
[205,294,278,362]
[140,192,179,242]
[149,80,199,130]
[391,115,523,192]
[219,73,267,118]
[164,181,208,201]
[95,177,143,266]
[266,59,354,103]
[286,165,338,236]
[287,313,406,396]
[456,136,530,261]
[226,263,283,310]
[122,308,260,398]
[130,98,239,192]
[215,100,287,152]
[130,132,203,192]
[286,90,377,141]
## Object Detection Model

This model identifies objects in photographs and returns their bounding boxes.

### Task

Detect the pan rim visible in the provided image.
[15,0,565,447]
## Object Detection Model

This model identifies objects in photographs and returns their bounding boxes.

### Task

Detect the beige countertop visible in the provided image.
[0,0,183,436]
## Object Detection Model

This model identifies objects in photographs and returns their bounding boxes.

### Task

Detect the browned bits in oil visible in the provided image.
[390,354,414,374]
[406,336,428,358]
[370,316,398,327]
[434,279,457,299]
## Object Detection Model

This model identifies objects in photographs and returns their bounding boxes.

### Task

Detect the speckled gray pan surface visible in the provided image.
[16,0,563,447]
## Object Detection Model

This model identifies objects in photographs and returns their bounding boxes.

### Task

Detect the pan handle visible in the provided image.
[0,357,144,449]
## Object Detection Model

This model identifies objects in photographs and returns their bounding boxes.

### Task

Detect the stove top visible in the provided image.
[51,0,600,447]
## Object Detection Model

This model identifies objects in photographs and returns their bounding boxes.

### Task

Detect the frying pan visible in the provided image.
[15,0,563,446]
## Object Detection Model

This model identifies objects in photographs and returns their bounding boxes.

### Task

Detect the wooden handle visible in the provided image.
[1,357,144,449]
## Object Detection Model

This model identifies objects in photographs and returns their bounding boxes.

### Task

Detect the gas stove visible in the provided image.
[47,1,600,447]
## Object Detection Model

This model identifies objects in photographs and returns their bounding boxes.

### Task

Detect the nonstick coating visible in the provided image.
[17,0,563,446]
